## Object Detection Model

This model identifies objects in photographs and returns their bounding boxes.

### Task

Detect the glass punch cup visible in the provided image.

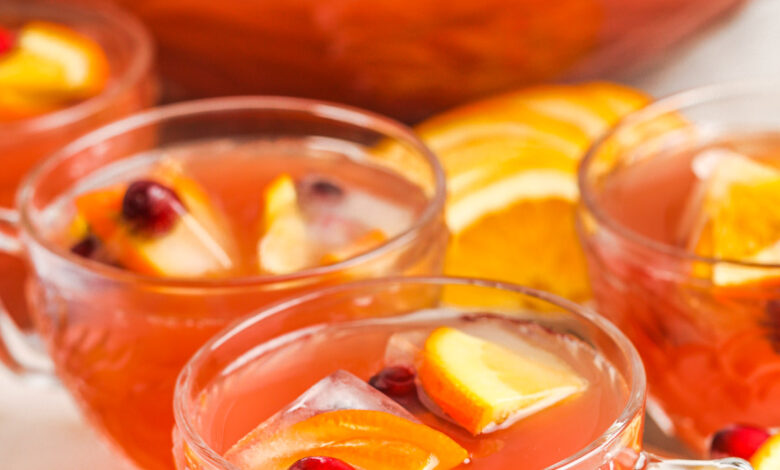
[578,82,780,464]
[0,97,447,470]
[0,0,155,331]
[172,277,750,470]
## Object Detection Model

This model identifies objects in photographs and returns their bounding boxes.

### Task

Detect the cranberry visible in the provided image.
[709,425,770,460]
[369,366,416,396]
[0,27,14,55]
[288,456,354,470]
[298,177,344,202]
[121,180,183,236]
[70,235,99,258]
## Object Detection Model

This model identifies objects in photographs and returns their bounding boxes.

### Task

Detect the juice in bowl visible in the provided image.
[0,97,447,470]
[0,0,155,332]
[578,82,780,469]
[172,277,750,470]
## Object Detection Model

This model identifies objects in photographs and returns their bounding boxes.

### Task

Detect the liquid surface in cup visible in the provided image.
[48,138,427,278]
[587,132,780,452]
[184,311,630,470]
[31,137,441,470]
[0,21,109,120]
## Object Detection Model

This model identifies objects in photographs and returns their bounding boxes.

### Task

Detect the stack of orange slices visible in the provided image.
[415,82,651,302]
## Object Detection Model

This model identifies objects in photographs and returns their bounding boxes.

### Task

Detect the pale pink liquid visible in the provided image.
[188,312,631,470]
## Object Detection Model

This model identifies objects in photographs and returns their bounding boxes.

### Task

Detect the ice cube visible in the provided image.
[383,330,429,369]
[298,176,412,245]
[226,370,470,470]
[681,149,780,248]
[233,370,420,448]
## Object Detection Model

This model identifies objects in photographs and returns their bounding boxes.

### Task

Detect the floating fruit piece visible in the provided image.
[751,433,780,470]
[710,425,770,461]
[225,409,468,470]
[122,180,183,236]
[689,152,780,286]
[75,177,235,277]
[258,174,314,274]
[0,21,109,100]
[368,366,416,397]
[288,456,355,470]
[420,82,651,304]
[419,327,587,435]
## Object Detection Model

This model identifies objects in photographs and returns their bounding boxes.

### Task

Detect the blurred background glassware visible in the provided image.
[0,0,156,334]
[110,0,744,122]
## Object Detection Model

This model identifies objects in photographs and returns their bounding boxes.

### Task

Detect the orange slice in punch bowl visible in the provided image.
[418,327,587,435]
[225,409,469,470]
[0,22,109,120]
[417,82,651,305]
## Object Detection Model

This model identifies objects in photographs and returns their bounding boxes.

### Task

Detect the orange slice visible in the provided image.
[689,152,780,286]
[418,327,587,435]
[0,22,108,101]
[75,176,235,277]
[258,174,314,274]
[225,409,468,470]
[752,434,780,470]
[423,82,651,303]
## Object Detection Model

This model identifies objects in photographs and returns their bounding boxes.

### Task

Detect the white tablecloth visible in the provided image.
[2,1,780,468]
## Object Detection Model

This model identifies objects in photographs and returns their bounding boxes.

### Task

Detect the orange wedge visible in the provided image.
[752,434,780,470]
[0,22,108,98]
[689,153,780,286]
[418,327,587,435]
[421,82,651,303]
[75,175,235,277]
[257,174,314,274]
[225,409,468,470]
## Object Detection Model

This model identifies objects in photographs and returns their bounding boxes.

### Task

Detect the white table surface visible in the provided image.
[2,1,780,468]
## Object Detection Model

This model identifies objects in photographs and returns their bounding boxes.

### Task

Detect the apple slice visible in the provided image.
[418,327,587,435]
[75,172,235,277]
[257,174,316,274]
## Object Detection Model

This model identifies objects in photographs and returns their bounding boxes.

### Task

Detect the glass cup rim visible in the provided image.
[173,275,647,470]
[0,0,154,135]
[16,96,448,289]
[578,80,780,270]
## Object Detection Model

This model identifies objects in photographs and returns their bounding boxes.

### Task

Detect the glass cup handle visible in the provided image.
[638,453,753,469]
[0,207,53,377]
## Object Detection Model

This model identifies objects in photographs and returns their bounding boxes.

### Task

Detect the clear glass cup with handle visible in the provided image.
[173,276,752,470]
[0,97,448,470]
